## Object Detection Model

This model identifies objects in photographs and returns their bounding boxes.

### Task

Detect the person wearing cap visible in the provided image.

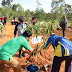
[14,16,28,58]
[0,30,38,72]
[45,33,72,72]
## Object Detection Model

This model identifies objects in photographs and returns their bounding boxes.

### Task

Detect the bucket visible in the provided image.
[26,64,40,72]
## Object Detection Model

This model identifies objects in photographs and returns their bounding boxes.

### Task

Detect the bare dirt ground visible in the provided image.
[0,22,72,72]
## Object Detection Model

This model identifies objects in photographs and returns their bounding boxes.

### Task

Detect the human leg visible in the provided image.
[63,28,65,37]
[19,50,22,58]
[65,59,71,72]
[51,56,64,72]
[1,58,21,72]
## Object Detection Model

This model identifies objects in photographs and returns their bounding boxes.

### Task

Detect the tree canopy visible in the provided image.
[0,0,72,22]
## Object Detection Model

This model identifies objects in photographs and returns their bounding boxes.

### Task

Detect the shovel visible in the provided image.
[26,36,43,64]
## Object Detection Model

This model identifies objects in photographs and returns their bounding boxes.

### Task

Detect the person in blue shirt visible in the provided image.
[45,33,72,72]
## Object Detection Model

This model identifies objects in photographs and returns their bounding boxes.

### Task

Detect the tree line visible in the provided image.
[0,0,72,22]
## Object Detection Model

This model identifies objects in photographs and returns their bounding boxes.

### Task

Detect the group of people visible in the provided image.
[0,16,37,72]
[0,15,72,72]
[0,15,7,28]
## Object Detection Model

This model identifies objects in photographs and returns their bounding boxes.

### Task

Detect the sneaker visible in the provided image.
[22,52,26,57]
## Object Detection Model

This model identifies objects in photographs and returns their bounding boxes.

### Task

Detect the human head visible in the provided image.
[63,15,66,20]
[50,33,56,36]
[32,16,34,18]
[22,30,32,38]
[18,16,26,23]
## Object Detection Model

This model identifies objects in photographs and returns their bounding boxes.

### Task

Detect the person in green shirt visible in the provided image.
[0,30,38,72]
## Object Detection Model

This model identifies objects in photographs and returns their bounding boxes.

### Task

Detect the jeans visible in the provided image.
[51,56,72,72]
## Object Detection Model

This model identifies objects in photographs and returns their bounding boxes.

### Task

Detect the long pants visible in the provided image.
[51,56,72,72]
[19,50,25,56]
[0,58,21,72]
[33,22,35,25]
[63,28,65,37]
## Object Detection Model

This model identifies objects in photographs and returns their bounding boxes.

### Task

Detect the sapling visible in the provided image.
[0,23,4,35]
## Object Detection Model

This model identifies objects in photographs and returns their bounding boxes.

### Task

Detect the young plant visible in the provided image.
[0,23,4,35]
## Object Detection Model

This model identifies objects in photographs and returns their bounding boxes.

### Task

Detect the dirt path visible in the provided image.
[0,22,72,72]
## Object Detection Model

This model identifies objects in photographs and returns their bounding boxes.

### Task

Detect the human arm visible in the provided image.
[21,48,32,55]
[28,45,38,53]
[14,23,19,38]
[45,37,52,49]
[21,45,38,55]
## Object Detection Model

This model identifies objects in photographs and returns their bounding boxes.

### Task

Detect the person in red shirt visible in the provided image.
[32,16,35,25]
[4,15,7,25]
[2,17,4,21]
[2,17,4,26]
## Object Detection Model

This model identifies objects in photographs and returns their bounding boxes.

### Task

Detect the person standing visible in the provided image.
[14,16,28,58]
[62,15,68,37]
[4,15,7,25]
[32,16,35,25]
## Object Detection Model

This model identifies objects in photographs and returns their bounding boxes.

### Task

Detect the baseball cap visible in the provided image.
[50,33,56,36]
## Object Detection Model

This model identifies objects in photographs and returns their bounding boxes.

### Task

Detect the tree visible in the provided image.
[51,0,65,20]
[16,3,25,16]
[24,9,31,21]
[12,4,18,11]
[64,4,72,14]
[1,0,13,7]
[1,0,6,6]
[35,0,46,21]
[0,7,3,17]
[51,0,65,12]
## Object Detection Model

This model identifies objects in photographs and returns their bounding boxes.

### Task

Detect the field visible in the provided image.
[0,22,72,72]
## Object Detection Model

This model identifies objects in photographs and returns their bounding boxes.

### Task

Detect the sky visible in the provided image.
[0,0,72,13]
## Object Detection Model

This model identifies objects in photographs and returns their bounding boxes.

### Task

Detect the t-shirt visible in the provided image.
[32,18,35,23]
[0,35,31,61]
[14,23,28,36]
[45,35,72,57]
[4,16,6,20]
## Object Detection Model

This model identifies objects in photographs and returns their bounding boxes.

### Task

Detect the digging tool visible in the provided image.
[43,49,52,71]
[26,36,43,64]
